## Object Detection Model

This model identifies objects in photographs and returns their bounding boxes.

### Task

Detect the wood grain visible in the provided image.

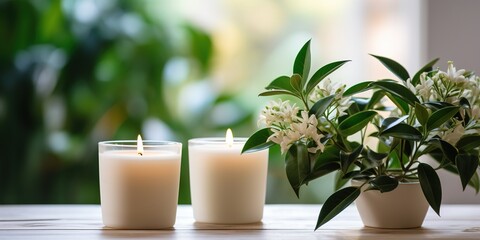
[0,205,479,239]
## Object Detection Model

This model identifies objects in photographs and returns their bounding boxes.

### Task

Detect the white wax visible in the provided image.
[189,143,268,224]
[99,150,181,229]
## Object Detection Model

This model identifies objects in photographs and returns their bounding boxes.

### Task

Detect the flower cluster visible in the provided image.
[259,100,324,154]
[413,61,479,104]
[309,78,353,118]
[404,61,480,145]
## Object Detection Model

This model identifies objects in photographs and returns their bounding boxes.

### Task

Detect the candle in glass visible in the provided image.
[188,129,269,224]
[98,135,182,229]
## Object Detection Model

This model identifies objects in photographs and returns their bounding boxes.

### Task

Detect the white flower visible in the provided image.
[291,111,325,153]
[309,79,352,118]
[267,111,325,154]
[267,128,284,145]
[258,99,299,127]
[336,97,353,117]
[405,78,416,93]
[446,61,468,86]
[416,74,434,101]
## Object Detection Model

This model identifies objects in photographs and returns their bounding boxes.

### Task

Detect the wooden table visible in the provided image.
[0,205,479,239]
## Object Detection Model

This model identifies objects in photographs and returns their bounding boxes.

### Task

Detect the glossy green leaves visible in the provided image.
[367,175,399,193]
[260,40,350,98]
[241,128,274,154]
[426,106,459,131]
[315,187,360,230]
[285,143,309,198]
[294,40,311,85]
[370,54,410,82]
[305,60,350,95]
[456,154,479,190]
[338,111,377,136]
[418,163,442,215]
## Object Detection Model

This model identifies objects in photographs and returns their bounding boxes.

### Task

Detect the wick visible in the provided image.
[138,153,143,156]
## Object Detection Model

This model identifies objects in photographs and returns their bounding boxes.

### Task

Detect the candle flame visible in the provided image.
[137,134,144,156]
[226,128,233,147]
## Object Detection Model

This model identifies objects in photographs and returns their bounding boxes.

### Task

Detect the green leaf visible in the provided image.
[456,135,480,151]
[305,162,340,183]
[364,148,388,169]
[366,91,385,110]
[315,187,361,230]
[343,81,373,97]
[386,93,410,114]
[367,175,399,193]
[242,128,275,153]
[340,145,363,173]
[412,58,439,85]
[309,95,335,118]
[456,154,479,190]
[290,74,302,93]
[351,98,369,112]
[334,170,357,190]
[380,123,422,141]
[370,54,410,81]
[259,90,298,97]
[265,75,296,92]
[294,40,311,87]
[306,145,342,183]
[285,144,309,198]
[340,170,363,180]
[296,144,311,184]
[306,60,351,94]
[312,145,341,170]
[426,106,459,131]
[424,101,453,111]
[285,149,300,198]
[381,115,409,131]
[418,163,442,216]
[369,80,419,106]
[338,110,377,136]
[415,102,429,127]
[432,152,480,193]
[432,139,458,163]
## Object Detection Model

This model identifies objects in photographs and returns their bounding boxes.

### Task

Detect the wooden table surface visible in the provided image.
[0,204,479,239]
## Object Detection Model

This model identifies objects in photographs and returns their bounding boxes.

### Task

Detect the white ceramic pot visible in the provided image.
[352,180,429,229]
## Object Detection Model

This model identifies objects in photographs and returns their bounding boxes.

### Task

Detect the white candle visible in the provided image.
[188,129,269,224]
[98,136,181,229]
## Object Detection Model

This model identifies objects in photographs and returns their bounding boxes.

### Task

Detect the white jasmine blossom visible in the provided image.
[416,74,434,101]
[310,79,353,118]
[446,61,468,86]
[405,78,416,93]
[291,111,325,153]
[258,99,299,127]
[336,97,353,117]
[266,110,325,154]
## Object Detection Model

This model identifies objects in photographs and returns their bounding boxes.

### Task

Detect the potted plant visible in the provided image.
[242,40,480,230]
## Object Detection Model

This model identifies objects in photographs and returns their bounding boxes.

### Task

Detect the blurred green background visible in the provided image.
[1,0,339,204]
[2,0,433,204]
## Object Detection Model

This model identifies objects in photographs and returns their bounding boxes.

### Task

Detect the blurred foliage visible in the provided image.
[0,0,256,204]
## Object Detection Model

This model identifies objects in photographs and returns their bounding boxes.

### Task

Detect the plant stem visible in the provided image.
[301,94,310,110]
[323,114,350,152]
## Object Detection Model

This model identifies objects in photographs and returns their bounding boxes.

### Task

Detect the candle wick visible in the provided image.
[138,153,143,156]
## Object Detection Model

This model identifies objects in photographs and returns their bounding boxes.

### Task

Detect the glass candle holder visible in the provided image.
[98,140,182,229]
[188,137,268,224]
